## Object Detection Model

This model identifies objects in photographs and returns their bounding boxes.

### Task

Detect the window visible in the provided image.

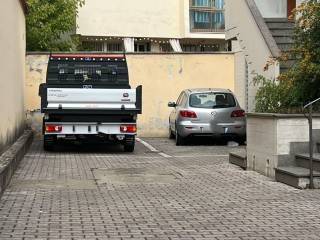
[134,43,150,52]
[189,92,236,109]
[180,94,188,106]
[190,0,225,32]
[160,43,173,52]
[191,0,224,8]
[81,41,104,51]
[107,43,123,52]
[176,92,185,106]
[182,44,200,52]
[181,44,221,52]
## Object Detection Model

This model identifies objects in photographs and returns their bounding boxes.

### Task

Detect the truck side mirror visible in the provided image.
[168,102,176,108]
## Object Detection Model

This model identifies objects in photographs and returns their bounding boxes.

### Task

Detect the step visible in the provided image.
[229,150,247,169]
[275,166,320,189]
[270,29,294,37]
[273,36,294,44]
[265,22,295,29]
[264,18,294,23]
[277,43,294,52]
[280,59,296,69]
[295,153,320,171]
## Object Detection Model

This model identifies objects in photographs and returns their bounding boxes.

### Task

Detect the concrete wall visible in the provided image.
[225,0,280,112]
[0,0,26,153]
[247,114,320,178]
[25,53,235,137]
[77,0,225,40]
[254,0,287,18]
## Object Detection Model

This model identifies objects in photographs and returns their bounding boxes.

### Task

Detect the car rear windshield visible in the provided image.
[189,92,236,109]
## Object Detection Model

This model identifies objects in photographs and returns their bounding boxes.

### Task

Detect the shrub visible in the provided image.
[255,1,320,113]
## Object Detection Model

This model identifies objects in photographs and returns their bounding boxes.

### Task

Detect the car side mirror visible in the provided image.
[168,102,176,108]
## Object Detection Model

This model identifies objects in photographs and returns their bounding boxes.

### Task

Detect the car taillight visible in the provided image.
[231,110,245,118]
[45,125,62,133]
[120,125,137,133]
[180,110,197,118]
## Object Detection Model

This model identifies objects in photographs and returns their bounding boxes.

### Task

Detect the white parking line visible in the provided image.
[159,152,173,158]
[136,138,158,152]
[175,154,229,158]
[136,138,172,158]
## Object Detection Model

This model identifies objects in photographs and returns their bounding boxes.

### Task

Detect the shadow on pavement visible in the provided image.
[175,136,245,147]
[49,141,128,154]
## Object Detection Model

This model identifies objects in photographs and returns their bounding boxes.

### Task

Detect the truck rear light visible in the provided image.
[231,110,245,118]
[180,110,197,118]
[45,125,62,133]
[120,125,137,133]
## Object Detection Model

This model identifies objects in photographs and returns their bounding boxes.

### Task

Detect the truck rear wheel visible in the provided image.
[43,135,56,151]
[124,136,135,152]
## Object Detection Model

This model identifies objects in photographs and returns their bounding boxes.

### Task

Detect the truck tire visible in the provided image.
[43,135,56,151]
[124,136,135,152]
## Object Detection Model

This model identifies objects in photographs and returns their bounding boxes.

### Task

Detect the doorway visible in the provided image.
[287,0,296,19]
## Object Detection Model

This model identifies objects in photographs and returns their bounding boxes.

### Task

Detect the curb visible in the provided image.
[0,130,33,197]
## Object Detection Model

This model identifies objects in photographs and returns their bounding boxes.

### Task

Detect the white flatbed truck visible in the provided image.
[39,54,142,152]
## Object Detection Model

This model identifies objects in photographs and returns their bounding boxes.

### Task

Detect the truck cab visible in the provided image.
[39,54,142,152]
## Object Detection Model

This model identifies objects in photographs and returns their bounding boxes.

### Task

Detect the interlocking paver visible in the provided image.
[0,138,320,239]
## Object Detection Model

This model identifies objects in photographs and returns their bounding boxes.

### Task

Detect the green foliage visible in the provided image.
[26,0,85,51]
[253,75,302,113]
[255,0,320,113]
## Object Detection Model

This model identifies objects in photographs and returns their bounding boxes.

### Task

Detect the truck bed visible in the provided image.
[39,84,142,114]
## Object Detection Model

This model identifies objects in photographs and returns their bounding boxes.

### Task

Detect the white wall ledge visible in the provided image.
[247,113,320,119]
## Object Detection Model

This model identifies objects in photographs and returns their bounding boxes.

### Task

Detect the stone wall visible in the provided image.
[247,113,320,178]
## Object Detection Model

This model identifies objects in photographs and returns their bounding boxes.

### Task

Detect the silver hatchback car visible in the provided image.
[168,88,246,145]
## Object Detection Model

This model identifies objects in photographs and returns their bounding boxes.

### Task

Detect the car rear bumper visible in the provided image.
[176,121,246,138]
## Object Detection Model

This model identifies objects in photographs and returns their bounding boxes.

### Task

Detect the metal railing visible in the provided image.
[303,97,320,189]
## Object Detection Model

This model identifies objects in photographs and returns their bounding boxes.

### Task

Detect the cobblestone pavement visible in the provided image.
[1,138,320,240]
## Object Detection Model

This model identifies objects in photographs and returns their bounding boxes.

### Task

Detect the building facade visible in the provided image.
[225,0,302,111]
[76,0,226,52]
[0,0,27,153]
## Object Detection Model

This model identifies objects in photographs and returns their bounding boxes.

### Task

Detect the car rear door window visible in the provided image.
[176,92,184,106]
[189,92,236,108]
[180,93,188,107]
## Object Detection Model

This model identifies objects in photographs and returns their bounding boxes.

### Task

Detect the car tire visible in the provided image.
[124,136,135,152]
[169,125,175,139]
[175,128,185,146]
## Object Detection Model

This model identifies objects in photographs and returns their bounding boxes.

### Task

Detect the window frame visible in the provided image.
[189,0,225,33]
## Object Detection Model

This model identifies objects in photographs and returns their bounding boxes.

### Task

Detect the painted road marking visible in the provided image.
[136,138,172,158]
[175,154,229,158]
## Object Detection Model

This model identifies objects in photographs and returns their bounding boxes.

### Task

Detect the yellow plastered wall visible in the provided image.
[127,54,235,136]
[0,0,26,152]
[25,54,235,137]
